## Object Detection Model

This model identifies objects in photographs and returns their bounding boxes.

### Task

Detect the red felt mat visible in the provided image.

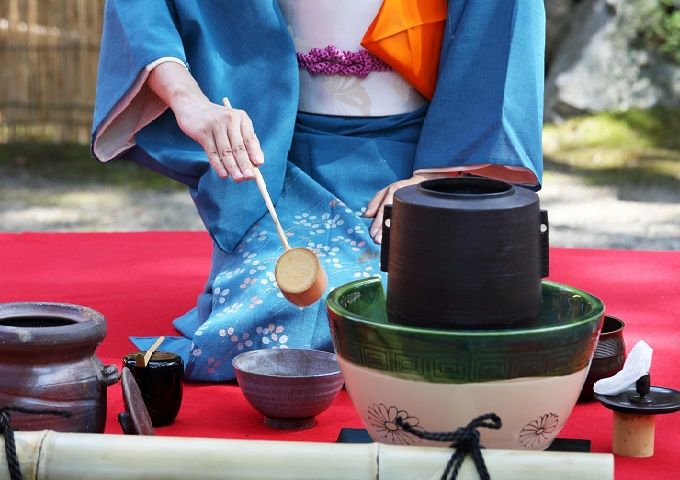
[1,232,679,479]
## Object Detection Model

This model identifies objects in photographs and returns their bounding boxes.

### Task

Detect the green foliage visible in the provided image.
[639,0,680,63]
[543,108,680,187]
[545,108,680,150]
[0,143,183,191]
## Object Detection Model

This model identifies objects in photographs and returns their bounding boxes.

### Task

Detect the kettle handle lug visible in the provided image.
[97,363,120,387]
[540,209,549,278]
[380,204,392,273]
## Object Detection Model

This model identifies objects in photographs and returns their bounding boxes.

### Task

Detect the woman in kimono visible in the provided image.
[92,0,545,381]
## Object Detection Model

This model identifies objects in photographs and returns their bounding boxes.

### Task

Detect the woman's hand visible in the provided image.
[148,62,264,181]
[364,173,453,244]
[172,96,263,181]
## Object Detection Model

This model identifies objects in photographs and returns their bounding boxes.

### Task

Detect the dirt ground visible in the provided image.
[1,166,678,250]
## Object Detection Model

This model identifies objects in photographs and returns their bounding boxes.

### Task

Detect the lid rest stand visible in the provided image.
[596,374,680,458]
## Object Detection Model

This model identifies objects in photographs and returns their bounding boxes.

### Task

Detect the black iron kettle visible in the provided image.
[380,177,549,329]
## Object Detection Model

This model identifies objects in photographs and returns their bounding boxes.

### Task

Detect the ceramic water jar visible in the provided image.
[0,302,119,432]
[381,177,549,329]
[326,278,604,450]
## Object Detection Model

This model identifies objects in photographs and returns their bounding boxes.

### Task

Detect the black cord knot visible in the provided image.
[0,406,72,480]
[396,412,502,480]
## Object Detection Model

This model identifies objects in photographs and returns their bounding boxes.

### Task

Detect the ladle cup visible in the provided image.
[252,168,327,307]
[224,95,326,307]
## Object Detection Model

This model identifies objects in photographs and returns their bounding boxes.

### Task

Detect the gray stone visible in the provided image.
[545,0,576,64]
[545,0,680,120]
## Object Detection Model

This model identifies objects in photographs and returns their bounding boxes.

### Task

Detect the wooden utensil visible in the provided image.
[119,367,155,435]
[221,96,327,306]
[252,168,327,306]
[135,336,164,368]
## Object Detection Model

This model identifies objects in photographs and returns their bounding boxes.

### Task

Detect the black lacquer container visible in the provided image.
[123,351,184,427]
[381,177,549,329]
[579,315,627,402]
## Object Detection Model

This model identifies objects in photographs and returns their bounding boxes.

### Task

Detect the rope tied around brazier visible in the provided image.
[0,406,72,480]
[396,413,502,480]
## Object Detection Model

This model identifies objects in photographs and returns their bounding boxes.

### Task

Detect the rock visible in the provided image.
[545,0,576,65]
[545,0,680,120]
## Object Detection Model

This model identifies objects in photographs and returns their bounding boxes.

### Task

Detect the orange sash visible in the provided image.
[361,0,447,100]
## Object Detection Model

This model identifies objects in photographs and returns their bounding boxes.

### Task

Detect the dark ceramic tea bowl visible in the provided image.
[232,348,344,429]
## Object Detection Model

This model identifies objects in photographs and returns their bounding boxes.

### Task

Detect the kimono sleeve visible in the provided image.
[414,0,546,187]
[91,0,187,162]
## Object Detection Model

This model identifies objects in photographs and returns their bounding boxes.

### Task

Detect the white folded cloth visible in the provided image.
[594,340,653,396]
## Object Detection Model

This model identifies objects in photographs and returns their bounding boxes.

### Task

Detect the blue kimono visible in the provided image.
[93,0,545,381]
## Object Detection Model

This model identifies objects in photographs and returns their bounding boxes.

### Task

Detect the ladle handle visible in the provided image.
[135,335,165,367]
[253,169,290,251]
[222,97,290,252]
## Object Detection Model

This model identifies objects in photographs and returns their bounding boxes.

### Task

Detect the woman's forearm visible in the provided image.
[147,62,208,119]
[146,61,264,181]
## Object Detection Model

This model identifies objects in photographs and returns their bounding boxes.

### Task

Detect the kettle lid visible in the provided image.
[395,176,538,211]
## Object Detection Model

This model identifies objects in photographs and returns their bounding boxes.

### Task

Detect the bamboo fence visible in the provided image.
[0,0,104,143]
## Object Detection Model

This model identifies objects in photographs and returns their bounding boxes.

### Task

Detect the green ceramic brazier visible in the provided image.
[326,278,604,449]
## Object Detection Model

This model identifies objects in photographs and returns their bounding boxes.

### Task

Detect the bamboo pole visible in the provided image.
[0,0,106,143]
[75,0,87,142]
[27,0,43,139]
[1,431,614,480]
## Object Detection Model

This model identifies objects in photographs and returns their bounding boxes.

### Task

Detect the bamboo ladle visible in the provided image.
[222,99,327,307]
[252,168,327,306]
[135,336,165,368]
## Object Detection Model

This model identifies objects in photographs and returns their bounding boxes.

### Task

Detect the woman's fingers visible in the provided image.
[366,186,390,244]
[201,135,228,178]
[369,184,399,244]
[365,187,387,219]
[371,205,385,244]
[241,115,264,166]
[224,96,263,170]
[212,124,243,181]
[366,184,395,245]
[226,110,254,180]
[365,175,433,244]
[372,189,396,244]
[172,95,264,181]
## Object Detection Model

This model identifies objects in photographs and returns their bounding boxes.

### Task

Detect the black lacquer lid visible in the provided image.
[119,367,155,435]
[595,374,680,415]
